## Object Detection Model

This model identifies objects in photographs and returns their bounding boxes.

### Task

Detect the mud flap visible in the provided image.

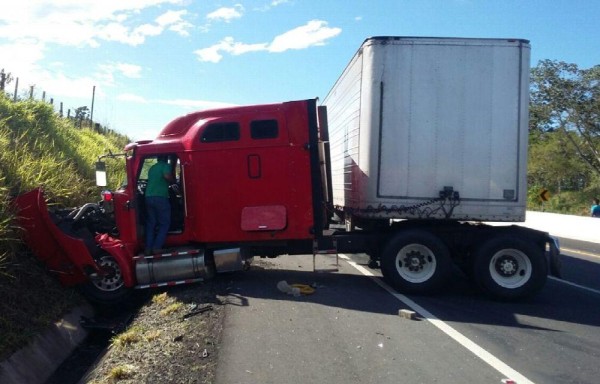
[548,236,562,278]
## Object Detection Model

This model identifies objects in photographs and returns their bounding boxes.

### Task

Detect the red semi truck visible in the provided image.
[14,37,561,304]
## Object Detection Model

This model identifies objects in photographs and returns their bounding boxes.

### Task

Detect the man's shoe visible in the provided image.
[144,248,152,256]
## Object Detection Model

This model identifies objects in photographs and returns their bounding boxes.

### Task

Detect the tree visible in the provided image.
[528,130,589,193]
[0,69,13,92]
[530,60,600,176]
[74,106,89,128]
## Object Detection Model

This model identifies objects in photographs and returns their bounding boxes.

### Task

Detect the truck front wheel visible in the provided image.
[380,230,452,293]
[80,254,132,305]
[472,236,547,300]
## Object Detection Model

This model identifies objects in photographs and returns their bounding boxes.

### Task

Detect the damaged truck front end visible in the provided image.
[13,188,134,304]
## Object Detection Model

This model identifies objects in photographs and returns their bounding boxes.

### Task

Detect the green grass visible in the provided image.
[0,92,130,360]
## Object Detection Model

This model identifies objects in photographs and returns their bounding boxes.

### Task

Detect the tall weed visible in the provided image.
[0,93,130,359]
[0,93,130,274]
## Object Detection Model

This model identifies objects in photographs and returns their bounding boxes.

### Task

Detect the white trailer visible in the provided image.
[320,37,559,300]
[323,36,531,222]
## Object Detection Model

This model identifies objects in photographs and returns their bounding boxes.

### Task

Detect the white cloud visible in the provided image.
[96,9,192,46]
[0,0,191,48]
[115,93,236,111]
[35,73,99,99]
[194,37,268,63]
[102,63,143,79]
[0,41,46,75]
[194,20,341,63]
[194,44,225,64]
[117,93,148,103]
[256,0,291,12]
[116,63,143,78]
[156,10,193,37]
[0,1,191,100]
[0,41,99,100]
[157,98,237,110]
[269,20,341,52]
[206,4,244,23]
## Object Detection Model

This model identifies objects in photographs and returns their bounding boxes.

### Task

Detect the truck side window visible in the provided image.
[139,157,157,181]
[251,120,278,139]
[201,122,240,142]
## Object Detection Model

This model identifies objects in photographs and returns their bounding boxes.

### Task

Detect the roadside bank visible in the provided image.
[0,305,94,384]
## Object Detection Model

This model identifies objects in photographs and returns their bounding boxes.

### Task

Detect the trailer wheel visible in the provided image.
[472,236,547,300]
[380,230,452,293]
[80,254,132,305]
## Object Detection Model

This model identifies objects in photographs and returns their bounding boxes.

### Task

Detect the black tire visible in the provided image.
[472,235,547,300]
[80,254,132,305]
[380,230,452,293]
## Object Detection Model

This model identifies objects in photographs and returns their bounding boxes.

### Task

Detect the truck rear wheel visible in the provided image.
[380,230,452,293]
[80,254,132,305]
[472,236,547,300]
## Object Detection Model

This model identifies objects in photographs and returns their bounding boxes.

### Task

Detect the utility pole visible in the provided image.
[90,85,96,128]
[13,78,18,101]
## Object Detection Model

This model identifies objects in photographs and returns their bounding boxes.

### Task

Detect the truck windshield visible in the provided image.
[138,156,181,182]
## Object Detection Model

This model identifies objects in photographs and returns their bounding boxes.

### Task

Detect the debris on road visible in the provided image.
[182,305,213,320]
[291,284,315,295]
[277,280,300,296]
[277,280,316,296]
[398,309,417,320]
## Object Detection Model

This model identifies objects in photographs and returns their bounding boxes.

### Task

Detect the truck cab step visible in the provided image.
[133,249,202,261]
[134,277,204,290]
[313,239,339,272]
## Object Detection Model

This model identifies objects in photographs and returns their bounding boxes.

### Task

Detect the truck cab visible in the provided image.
[111,99,323,249]
[15,99,327,303]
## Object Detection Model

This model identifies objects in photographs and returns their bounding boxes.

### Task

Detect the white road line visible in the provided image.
[339,254,535,384]
[549,276,600,295]
[560,247,600,260]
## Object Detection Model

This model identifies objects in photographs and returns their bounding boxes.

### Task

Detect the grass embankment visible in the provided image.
[0,93,130,360]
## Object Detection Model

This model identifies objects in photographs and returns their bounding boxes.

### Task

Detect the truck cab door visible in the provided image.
[136,155,185,238]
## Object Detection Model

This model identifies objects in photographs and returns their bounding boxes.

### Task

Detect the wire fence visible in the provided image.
[0,69,119,136]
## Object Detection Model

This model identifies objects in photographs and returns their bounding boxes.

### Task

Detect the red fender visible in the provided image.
[95,233,137,287]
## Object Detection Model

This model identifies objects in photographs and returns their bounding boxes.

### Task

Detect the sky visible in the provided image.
[1,0,599,140]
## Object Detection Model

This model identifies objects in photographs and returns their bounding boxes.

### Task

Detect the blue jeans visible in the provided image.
[145,196,171,251]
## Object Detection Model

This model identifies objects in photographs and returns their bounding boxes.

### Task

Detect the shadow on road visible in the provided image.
[215,255,600,333]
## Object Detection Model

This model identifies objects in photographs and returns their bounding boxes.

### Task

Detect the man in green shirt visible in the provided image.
[145,156,174,255]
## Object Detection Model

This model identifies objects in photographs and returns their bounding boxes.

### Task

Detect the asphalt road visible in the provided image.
[216,246,600,384]
[555,237,600,292]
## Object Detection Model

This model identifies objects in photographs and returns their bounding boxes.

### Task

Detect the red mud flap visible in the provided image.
[13,188,98,286]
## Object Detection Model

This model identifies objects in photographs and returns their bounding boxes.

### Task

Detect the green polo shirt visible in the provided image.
[145,162,171,198]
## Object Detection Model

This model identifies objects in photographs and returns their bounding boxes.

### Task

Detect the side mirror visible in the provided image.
[95,161,107,187]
